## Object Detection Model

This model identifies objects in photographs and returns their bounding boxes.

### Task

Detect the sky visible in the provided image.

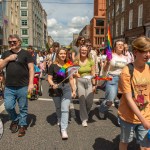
[39,0,94,46]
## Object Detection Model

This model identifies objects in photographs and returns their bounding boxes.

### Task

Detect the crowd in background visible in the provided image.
[0,34,150,150]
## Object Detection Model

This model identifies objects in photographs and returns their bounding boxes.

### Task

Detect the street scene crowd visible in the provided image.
[0,34,150,150]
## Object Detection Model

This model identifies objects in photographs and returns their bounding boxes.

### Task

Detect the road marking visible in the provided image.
[0,103,5,114]
[0,98,100,112]
[38,98,100,102]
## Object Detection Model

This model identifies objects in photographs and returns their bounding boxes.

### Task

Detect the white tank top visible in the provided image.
[108,53,128,75]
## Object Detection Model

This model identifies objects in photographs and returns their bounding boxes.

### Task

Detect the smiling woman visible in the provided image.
[47,47,76,140]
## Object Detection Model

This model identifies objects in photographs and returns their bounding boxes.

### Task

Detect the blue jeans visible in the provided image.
[4,86,28,126]
[52,83,71,131]
[99,75,119,113]
[119,118,150,147]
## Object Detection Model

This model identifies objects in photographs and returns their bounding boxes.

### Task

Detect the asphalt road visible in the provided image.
[0,76,140,150]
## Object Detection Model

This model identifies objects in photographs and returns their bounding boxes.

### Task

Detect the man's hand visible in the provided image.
[28,83,34,94]
[7,54,18,61]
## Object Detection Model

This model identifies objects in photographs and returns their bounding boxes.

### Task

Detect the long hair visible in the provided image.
[53,47,69,64]
[75,36,85,47]
[74,45,92,65]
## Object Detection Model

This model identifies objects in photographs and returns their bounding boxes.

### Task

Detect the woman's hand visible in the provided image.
[72,91,76,98]
[92,86,96,93]
[73,73,80,78]
[52,84,58,89]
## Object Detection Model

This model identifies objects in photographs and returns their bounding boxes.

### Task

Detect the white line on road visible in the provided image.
[0,98,100,113]
[38,98,100,102]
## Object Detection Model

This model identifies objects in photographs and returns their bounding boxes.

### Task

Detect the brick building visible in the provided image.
[106,0,150,45]
[79,25,90,39]
[90,0,106,48]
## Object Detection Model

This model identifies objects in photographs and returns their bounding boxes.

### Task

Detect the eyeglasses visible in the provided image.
[86,45,91,47]
[8,41,17,44]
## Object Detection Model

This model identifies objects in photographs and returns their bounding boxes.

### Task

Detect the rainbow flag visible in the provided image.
[106,25,113,60]
[57,60,73,77]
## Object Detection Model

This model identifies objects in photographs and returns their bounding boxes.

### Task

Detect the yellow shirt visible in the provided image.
[118,64,150,124]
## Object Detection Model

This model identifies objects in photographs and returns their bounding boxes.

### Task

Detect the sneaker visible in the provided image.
[57,118,61,126]
[18,126,26,137]
[61,130,68,140]
[82,120,88,127]
[10,121,19,133]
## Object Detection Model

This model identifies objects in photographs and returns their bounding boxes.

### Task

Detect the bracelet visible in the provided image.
[92,84,96,86]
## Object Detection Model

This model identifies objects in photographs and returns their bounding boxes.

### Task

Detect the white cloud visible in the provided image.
[71,16,89,26]
[47,18,57,28]
[40,0,93,45]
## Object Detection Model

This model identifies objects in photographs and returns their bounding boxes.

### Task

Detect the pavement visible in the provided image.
[0,77,140,150]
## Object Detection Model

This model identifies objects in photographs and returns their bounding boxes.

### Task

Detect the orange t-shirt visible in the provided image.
[118,64,150,124]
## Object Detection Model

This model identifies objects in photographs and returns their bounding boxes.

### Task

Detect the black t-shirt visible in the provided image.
[1,49,34,86]
[48,64,69,84]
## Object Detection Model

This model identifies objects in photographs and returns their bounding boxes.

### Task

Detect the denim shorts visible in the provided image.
[119,118,150,147]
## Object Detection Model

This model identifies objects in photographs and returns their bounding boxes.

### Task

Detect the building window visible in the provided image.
[121,17,124,35]
[108,12,110,21]
[116,3,119,15]
[21,1,27,7]
[22,38,28,45]
[108,0,110,6]
[116,21,119,36]
[122,0,125,12]
[96,19,104,26]
[101,28,104,35]
[129,10,133,29]
[112,9,114,17]
[21,20,28,26]
[130,0,133,4]
[116,3,119,12]
[22,29,28,35]
[138,4,143,27]
[21,10,27,16]
[95,28,104,35]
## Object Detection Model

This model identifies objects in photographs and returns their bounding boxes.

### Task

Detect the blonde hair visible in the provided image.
[132,36,150,51]
[74,45,92,65]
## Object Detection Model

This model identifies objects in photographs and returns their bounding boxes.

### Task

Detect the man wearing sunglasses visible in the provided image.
[0,34,34,137]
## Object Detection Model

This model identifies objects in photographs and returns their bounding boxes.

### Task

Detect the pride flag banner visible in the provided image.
[94,76,112,81]
[106,25,113,61]
[57,60,73,77]
[57,65,80,86]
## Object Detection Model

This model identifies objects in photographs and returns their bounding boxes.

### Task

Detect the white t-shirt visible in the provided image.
[108,53,128,75]
[124,51,134,63]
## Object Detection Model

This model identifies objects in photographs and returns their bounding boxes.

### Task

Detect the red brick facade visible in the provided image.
[106,0,150,45]
[90,0,106,48]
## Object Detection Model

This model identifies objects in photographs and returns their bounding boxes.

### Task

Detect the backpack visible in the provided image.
[118,63,150,99]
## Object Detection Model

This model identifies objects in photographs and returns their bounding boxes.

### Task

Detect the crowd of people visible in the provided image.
[0,34,150,150]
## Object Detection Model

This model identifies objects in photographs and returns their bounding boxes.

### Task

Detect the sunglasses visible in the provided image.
[86,45,91,47]
[8,41,17,44]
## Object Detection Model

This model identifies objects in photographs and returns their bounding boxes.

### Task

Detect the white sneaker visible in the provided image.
[57,118,61,126]
[61,130,68,140]
[82,120,88,127]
